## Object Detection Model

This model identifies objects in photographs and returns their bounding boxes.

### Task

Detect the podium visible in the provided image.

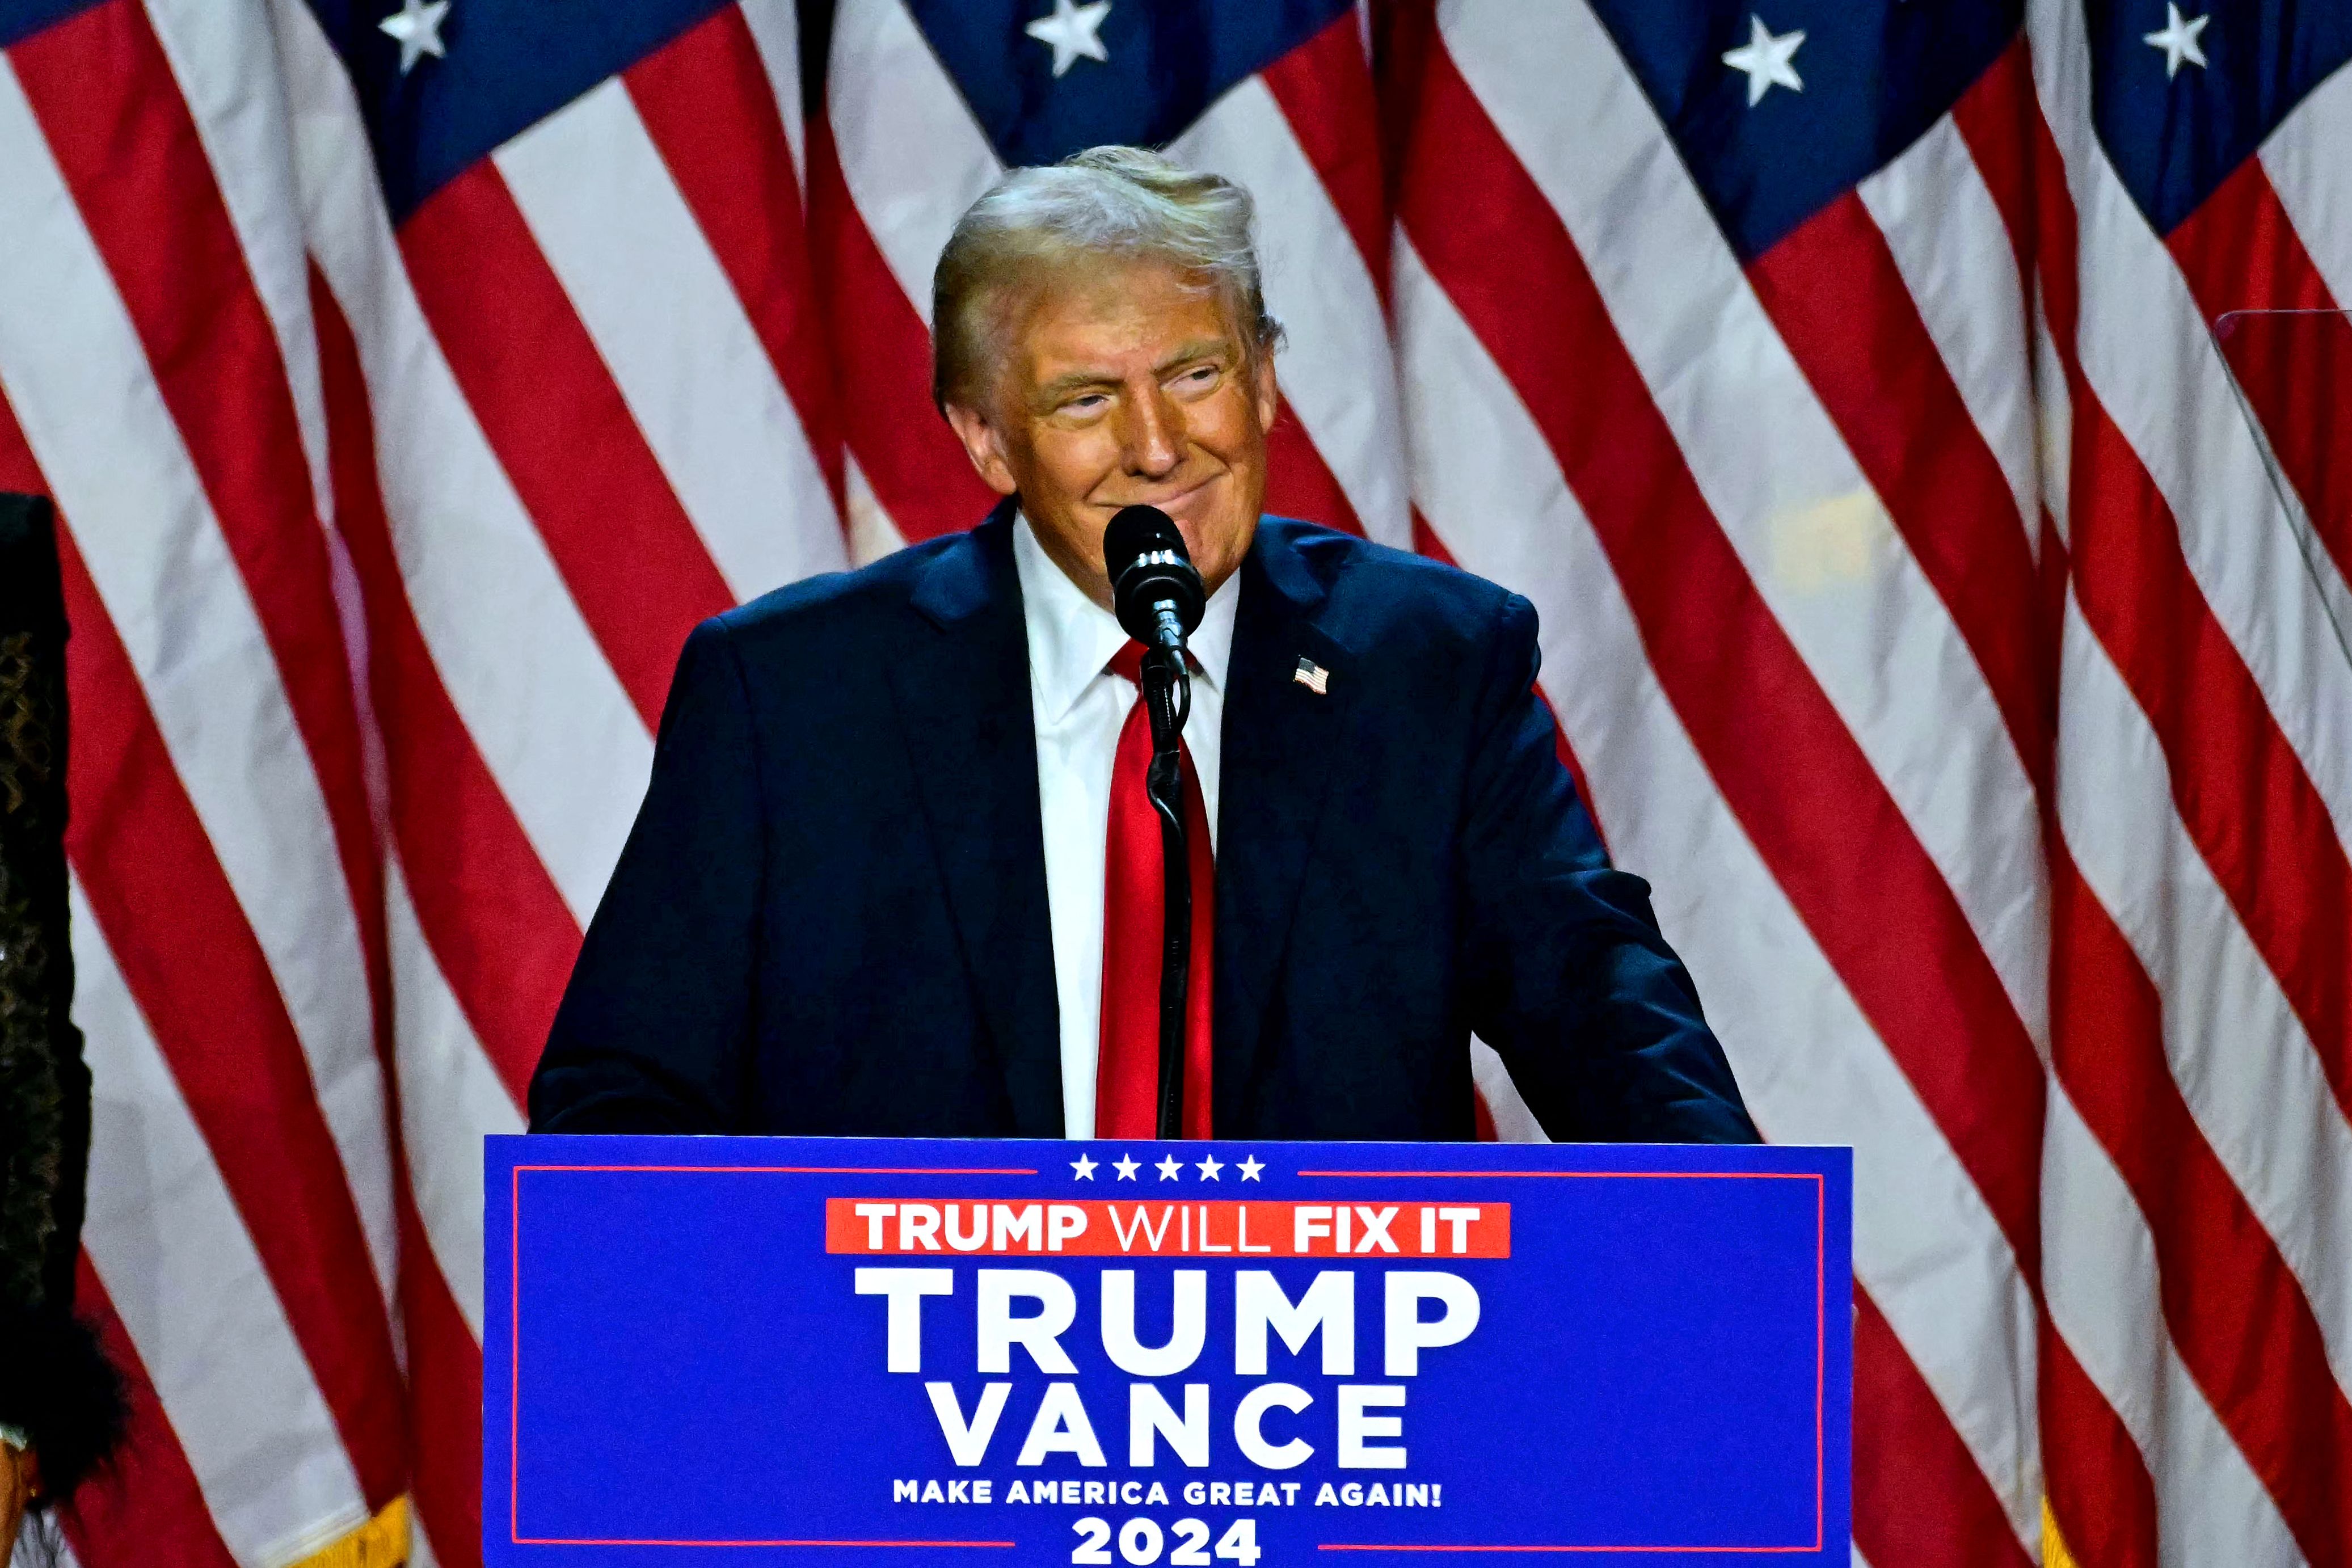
[485,1136,1851,1563]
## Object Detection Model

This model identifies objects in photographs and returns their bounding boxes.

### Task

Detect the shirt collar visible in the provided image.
[1014,512,1240,726]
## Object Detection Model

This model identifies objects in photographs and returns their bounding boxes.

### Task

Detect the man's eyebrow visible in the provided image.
[1034,368,1120,403]
[1031,339,1240,406]
[1153,338,1236,374]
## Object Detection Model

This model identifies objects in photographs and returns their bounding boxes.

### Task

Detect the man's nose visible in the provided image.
[1118,385,1183,479]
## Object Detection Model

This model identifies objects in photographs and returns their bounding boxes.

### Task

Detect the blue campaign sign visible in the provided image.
[484,1137,1851,1565]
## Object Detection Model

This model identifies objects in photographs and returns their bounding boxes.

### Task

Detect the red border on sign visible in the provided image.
[507,1164,1832,1556]
[509,1163,1034,1549]
[1299,1170,1828,1556]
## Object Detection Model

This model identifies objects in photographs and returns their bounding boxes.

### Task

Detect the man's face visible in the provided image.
[944,258,1279,608]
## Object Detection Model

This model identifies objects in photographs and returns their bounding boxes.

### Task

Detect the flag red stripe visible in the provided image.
[399,160,734,728]
[49,528,407,1506]
[1260,10,1391,309]
[805,115,998,542]
[2051,841,2352,1567]
[2039,1316,2160,1568]
[311,271,579,1103]
[626,3,844,515]
[1400,40,2046,1274]
[1853,1287,2035,1568]
[10,0,389,1028]
[56,1257,242,1568]
[1748,189,2052,790]
[1264,398,1364,536]
[2169,157,2352,591]
[397,1189,486,1568]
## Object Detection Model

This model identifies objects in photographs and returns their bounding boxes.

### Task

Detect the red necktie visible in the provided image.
[1097,640,1215,1139]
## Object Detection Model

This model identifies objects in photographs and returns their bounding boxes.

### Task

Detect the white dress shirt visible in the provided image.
[1013,515,1240,1139]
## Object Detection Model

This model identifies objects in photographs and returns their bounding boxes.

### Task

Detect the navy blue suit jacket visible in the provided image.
[530,506,1756,1143]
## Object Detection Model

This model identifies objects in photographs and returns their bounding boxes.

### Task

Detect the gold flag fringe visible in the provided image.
[2043,1498,2080,1568]
[285,1496,408,1568]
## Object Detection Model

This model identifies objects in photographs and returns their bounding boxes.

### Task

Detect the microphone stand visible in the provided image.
[1139,644,1191,1140]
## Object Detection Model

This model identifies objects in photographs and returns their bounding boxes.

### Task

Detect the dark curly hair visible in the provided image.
[1,494,125,1536]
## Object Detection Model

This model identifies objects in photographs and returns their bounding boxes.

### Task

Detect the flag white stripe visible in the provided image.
[272,0,655,923]
[138,0,335,537]
[737,0,807,186]
[1857,117,2042,557]
[70,882,370,1568]
[1394,235,2042,1547]
[1441,0,2054,1059]
[826,0,1001,322]
[2031,288,2073,548]
[0,62,398,1301]
[2041,1085,2304,1567]
[495,77,846,602]
[2055,589,2352,1393]
[2260,64,2352,340]
[1169,79,1410,546]
[387,858,521,1339]
[844,450,909,566]
[1469,1039,1548,1144]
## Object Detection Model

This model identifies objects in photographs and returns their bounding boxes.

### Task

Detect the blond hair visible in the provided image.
[930,145,1283,411]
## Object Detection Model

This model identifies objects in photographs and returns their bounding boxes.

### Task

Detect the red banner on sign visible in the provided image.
[824,1199,1511,1259]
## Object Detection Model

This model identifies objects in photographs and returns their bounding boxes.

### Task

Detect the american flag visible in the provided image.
[0,0,2345,1561]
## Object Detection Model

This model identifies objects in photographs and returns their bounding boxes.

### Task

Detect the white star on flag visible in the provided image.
[379,0,450,75]
[1196,1154,1223,1180]
[1237,1156,1264,1182]
[2144,3,2210,78]
[1156,1154,1184,1181]
[1722,15,1805,106]
[1070,1153,1098,1180]
[1114,1154,1140,1181]
[1025,0,1111,78]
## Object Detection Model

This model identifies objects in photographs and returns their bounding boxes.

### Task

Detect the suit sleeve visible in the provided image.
[529,618,764,1133]
[1457,593,1760,1144]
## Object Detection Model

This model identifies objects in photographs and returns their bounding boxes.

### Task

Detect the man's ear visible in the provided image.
[942,401,1020,497]
[1250,348,1280,435]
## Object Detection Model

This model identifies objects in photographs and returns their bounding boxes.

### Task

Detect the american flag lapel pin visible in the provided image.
[1293,657,1330,696]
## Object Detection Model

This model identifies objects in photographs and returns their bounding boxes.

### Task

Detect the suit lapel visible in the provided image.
[887,503,1065,1136]
[1213,522,1353,1125]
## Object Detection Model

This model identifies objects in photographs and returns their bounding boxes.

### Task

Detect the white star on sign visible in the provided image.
[2143,3,2209,79]
[1237,1156,1264,1182]
[1071,1153,1098,1180]
[1196,1155,1223,1181]
[379,0,450,75]
[1114,1154,1140,1181]
[1025,0,1111,78]
[1156,1154,1184,1181]
[1722,15,1805,107]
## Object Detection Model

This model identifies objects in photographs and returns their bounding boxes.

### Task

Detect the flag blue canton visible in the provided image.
[905,0,1351,166]
[298,0,730,222]
[0,0,102,49]
[2085,0,2352,235]
[1585,0,2022,263]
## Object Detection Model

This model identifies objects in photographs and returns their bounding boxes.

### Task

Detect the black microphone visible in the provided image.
[1105,505,1205,659]
[1102,504,1204,1139]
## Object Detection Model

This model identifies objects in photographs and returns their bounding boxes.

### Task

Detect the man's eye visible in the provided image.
[1062,394,1108,414]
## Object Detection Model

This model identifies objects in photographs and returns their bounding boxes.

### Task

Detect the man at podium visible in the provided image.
[529,147,1755,1147]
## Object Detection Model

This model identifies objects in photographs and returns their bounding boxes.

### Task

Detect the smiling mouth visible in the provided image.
[1108,474,1219,515]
